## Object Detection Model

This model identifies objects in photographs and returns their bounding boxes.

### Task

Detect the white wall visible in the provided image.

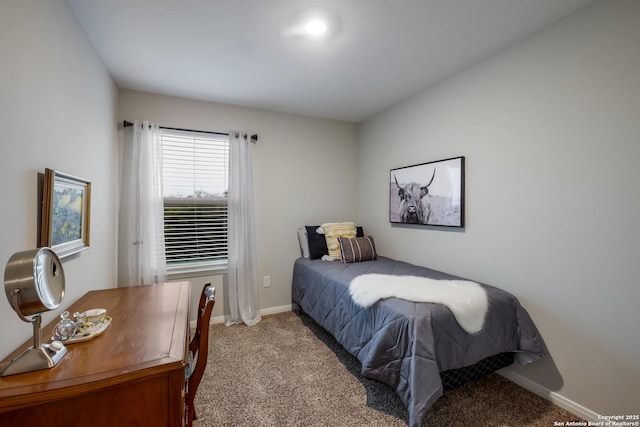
[117,90,358,321]
[0,0,118,359]
[357,0,639,418]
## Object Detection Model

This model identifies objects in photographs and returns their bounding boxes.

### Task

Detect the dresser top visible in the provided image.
[0,282,191,412]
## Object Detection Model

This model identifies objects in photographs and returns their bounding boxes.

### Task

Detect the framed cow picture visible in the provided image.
[389,156,465,228]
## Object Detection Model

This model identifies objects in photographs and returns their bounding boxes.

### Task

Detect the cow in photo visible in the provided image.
[394,168,436,225]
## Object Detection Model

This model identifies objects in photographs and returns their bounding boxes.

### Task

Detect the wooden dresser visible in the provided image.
[0,282,191,427]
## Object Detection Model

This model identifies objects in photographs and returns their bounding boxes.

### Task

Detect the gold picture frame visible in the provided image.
[41,168,91,257]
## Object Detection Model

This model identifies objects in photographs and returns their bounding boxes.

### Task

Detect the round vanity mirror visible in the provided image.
[5,247,65,317]
[2,247,67,377]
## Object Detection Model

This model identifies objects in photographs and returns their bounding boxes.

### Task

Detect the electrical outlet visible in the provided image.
[263,276,271,287]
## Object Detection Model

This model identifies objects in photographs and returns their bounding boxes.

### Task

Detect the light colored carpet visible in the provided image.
[194,311,583,426]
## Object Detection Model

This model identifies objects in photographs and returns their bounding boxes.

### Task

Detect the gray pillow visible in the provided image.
[297,228,310,258]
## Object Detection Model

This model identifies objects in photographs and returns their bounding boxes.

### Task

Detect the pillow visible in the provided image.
[297,228,310,258]
[320,222,357,261]
[316,225,364,236]
[305,225,328,260]
[338,236,377,263]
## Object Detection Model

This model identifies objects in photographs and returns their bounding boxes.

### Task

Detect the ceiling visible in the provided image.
[67,0,596,123]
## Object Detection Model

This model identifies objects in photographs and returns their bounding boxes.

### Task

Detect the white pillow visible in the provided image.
[297,227,310,258]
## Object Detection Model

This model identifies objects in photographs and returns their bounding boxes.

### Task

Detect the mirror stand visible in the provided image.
[1,294,67,377]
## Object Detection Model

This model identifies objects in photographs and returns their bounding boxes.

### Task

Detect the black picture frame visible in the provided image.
[390,156,465,227]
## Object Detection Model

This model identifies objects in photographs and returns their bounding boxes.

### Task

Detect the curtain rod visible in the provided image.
[122,120,258,143]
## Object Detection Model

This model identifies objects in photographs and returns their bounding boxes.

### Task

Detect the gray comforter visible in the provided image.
[291,256,545,426]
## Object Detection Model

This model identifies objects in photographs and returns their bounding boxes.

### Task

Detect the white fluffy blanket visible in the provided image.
[349,274,488,334]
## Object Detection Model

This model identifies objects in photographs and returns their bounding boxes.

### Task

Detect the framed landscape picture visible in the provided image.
[390,156,465,228]
[41,168,92,257]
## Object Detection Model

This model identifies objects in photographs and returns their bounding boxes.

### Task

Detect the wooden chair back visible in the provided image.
[189,282,212,356]
[186,283,215,427]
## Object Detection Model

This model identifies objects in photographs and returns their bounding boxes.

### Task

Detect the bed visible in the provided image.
[291,254,545,427]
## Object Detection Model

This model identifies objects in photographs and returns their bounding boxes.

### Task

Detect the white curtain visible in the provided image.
[118,120,167,285]
[225,131,261,326]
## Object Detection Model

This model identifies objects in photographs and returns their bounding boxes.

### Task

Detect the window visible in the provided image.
[161,129,229,273]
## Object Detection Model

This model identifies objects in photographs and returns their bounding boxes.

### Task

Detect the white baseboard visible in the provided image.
[499,369,601,422]
[260,304,295,317]
[191,304,294,329]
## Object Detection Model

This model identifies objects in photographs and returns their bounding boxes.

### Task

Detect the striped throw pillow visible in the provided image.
[338,236,377,263]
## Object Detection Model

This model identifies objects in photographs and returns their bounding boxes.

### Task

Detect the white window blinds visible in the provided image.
[161,129,229,268]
